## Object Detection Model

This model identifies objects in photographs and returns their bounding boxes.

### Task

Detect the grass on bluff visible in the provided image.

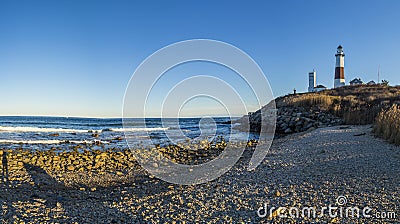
[276,84,400,125]
[374,104,400,146]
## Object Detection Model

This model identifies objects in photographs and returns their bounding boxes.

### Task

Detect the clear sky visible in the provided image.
[1,0,399,117]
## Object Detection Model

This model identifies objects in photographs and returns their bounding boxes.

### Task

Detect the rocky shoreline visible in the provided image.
[236,105,343,136]
[274,106,342,134]
[0,139,233,188]
[1,125,399,223]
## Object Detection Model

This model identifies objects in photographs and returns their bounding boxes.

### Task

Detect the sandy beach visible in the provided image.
[1,125,399,223]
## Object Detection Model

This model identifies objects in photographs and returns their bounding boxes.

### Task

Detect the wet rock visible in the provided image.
[284,128,292,134]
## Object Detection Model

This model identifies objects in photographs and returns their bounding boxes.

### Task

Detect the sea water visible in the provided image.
[0,116,252,151]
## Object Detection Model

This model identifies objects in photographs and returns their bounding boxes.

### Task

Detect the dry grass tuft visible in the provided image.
[280,94,340,111]
[374,104,400,145]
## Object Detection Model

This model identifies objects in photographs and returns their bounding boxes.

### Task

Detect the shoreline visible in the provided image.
[1,125,399,223]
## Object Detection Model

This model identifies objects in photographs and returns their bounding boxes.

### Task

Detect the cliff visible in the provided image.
[238,84,400,135]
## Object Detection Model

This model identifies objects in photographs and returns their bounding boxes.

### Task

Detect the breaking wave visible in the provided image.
[0,126,169,133]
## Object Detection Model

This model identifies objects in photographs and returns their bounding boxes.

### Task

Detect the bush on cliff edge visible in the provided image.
[374,104,400,146]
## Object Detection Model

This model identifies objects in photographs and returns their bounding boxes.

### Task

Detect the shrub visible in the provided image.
[374,104,400,145]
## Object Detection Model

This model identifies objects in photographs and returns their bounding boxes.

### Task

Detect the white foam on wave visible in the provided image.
[0,126,90,133]
[0,139,110,144]
[111,127,169,132]
[0,126,169,133]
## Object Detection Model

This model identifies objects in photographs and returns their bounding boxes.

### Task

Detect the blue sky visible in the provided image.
[1,0,399,117]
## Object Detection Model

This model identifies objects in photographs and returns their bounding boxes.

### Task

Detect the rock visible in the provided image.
[304,123,314,130]
[339,126,351,129]
[284,128,292,134]
[66,165,75,171]
[308,127,316,132]
[114,137,123,141]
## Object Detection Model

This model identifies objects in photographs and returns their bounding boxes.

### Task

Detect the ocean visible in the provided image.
[0,116,252,151]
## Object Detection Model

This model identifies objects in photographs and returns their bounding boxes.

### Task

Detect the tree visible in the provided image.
[381,80,389,86]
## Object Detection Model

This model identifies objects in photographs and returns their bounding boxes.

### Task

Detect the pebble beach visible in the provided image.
[1,125,399,223]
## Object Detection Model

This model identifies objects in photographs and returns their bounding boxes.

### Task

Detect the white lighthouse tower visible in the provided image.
[334,45,345,88]
[308,70,316,92]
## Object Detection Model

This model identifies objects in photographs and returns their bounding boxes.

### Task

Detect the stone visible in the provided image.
[66,165,75,171]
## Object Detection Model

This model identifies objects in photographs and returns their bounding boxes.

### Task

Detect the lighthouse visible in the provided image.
[334,45,345,88]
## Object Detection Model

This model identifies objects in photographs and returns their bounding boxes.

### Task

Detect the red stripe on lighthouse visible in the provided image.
[335,67,344,79]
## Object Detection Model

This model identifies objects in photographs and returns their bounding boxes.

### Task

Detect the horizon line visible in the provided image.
[0,115,243,119]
